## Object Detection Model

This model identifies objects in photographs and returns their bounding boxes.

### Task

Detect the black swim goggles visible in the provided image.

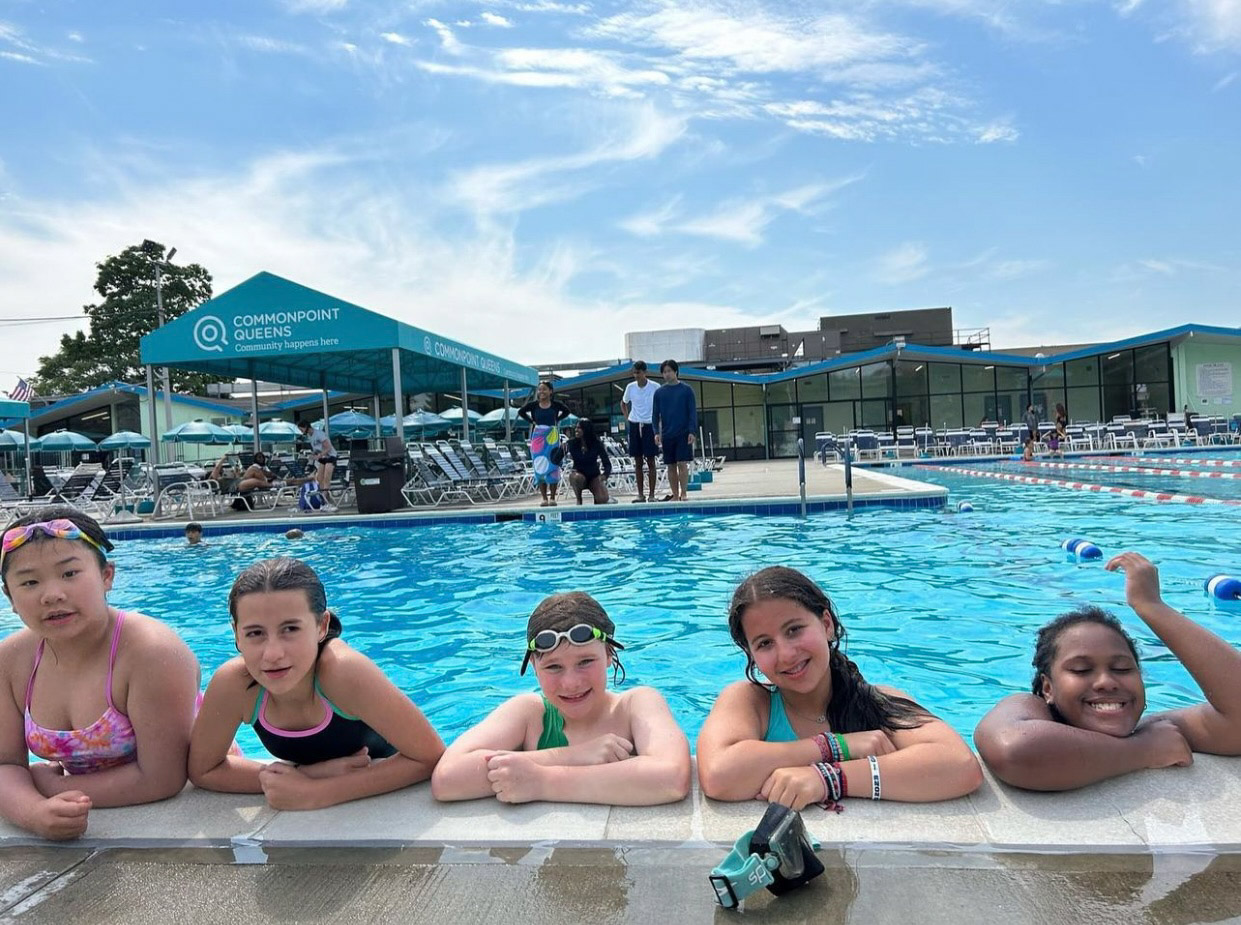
[519,622,624,674]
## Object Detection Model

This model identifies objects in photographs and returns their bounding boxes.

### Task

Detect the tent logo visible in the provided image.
[423,336,432,354]
[194,315,229,352]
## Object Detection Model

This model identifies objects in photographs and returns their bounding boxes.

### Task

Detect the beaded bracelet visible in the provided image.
[867,755,882,800]
[833,733,851,761]
[813,761,845,812]
[813,733,832,763]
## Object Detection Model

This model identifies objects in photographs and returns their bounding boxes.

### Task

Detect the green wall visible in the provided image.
[1172,340,1240,419]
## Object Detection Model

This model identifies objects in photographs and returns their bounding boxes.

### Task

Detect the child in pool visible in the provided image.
[696,566,982,809]
[189,557,444,809]
[431,592,690,805]
[0,507,200,839]
[974,551,1241,791]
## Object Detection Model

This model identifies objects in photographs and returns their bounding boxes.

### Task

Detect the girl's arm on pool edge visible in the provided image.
[490,686,690,806]
[31,622,199,807]
[189,660,269,794]
[974,693,1192,791]
[431,695,540,801]
[696,682,829,801]
[1108,552,1241,755]
[280,647,445,810]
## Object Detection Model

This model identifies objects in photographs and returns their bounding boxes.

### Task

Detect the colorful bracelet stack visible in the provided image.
[867,754,882,800]
[813,760,847,812]
[813,732,851,763]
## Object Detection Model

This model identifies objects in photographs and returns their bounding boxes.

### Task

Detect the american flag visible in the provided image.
[7,378,32,402]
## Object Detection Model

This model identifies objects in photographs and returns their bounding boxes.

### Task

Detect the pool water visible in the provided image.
[977,455,1241,502]
[3,453,1239,757]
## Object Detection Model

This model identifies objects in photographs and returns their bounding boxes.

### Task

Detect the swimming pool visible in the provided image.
[3,461,1239,755]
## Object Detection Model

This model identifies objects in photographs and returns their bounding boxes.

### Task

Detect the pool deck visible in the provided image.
[105,459,948,535]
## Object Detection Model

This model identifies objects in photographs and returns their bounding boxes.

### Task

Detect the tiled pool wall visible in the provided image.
[104,492,948,541]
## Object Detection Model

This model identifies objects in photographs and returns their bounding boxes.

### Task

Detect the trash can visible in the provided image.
[352,448,406,514]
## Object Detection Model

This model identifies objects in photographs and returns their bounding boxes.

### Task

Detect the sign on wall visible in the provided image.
[1196,362,1233,404]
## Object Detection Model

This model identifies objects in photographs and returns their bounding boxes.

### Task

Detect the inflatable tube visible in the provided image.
[1205,575,1241,601]
[1061,538,1103,560]
[957,501,974,513]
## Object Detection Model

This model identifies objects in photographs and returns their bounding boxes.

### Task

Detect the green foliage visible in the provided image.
[32,239,219,395]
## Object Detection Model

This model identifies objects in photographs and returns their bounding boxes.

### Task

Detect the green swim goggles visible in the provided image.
[520,623,624,674]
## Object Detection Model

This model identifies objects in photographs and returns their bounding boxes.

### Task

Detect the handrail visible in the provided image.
[796,437,807,518]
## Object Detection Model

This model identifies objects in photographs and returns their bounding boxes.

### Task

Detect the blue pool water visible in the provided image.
[3,452,1239,756]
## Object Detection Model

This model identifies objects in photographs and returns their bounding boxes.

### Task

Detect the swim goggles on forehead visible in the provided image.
[1,519,107,569]
[520,622,624,674]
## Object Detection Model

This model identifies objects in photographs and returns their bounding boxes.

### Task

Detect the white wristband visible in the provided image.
[867,754,882,800]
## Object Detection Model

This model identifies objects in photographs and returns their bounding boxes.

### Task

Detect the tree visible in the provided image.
[32,239,217,395]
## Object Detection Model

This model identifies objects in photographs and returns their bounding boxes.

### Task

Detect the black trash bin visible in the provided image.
[352,449,406,514]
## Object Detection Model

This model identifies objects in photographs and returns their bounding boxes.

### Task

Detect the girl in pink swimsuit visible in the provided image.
[0,507,200,840]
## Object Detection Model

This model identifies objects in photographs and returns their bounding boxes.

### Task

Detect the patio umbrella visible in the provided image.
[98,430,152,451]
[477,406,521,429]
[312,410,378,439]
[221,424,255,442]
[257,420,301,442]
[39,429,98,452]
[380,410,450,437]
[160,420,232,444]
[439,407,483,422]
[0,429,41,452]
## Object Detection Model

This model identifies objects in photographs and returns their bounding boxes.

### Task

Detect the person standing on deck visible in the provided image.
[652,360,697,502]
[621,361,660,503]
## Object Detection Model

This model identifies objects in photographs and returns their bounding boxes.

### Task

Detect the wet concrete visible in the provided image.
[4,845,1241,924]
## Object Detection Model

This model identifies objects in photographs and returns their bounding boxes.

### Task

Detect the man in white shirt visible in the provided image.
[297,420,339,512]
[621,360,660,502]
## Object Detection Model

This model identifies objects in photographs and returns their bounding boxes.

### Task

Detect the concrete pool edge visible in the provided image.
[4,756,1238,856]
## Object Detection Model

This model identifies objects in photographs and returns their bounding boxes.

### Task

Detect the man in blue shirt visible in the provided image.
[652,359,697,501]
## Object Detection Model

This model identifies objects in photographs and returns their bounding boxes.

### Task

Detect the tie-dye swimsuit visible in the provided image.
[24,610,138,774]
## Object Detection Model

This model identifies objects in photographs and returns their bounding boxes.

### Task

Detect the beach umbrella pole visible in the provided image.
[23,419,31,497]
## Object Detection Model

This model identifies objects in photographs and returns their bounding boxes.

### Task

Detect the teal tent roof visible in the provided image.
[140,272,538,394]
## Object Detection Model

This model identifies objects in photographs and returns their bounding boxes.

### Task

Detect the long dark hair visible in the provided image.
[1031,605,1140,700]
[728,566,929,734]
[573,418,600,451]
[228,557,342,656]
[1,505,114,586]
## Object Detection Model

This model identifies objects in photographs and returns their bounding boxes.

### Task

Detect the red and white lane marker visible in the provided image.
[1022,460,1241,480]
[921,465,1241,507]
[1112,456,1241,469]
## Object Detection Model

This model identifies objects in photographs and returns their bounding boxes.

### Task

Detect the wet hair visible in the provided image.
[728,566,929,734]
[525,591,626,683]
[1030,605,1141,700]
[574,418,600,450]
[1,505,114,584]
[633,360,647,372]
[228,557,342,656]
[185,522,203,534]
[660,359,679,374]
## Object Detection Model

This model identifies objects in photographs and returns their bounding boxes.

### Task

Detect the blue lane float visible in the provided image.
[1205,575,1241,602]
[1061,538,1103,560]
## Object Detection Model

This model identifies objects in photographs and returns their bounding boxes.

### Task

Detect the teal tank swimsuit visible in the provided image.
[763,689,799,743]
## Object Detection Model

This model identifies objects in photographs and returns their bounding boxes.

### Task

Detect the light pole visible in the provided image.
[154,246,177,431]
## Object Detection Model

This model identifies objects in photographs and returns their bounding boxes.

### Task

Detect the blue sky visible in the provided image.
[1,0,1238,386]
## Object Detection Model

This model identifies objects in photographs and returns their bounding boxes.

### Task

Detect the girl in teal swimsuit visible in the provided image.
[432,592,690,805]
[697,567,981,810]
[189,557,444,809]
[0,507,200,840]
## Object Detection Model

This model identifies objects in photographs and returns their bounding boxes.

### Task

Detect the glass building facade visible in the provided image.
[553,339,1179,460]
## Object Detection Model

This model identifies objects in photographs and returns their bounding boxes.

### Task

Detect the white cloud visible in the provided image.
[1177,0,1241,51]
[449,104,687,217]
[67,31,84,43]
[874,242,930,284]
[381,32,413,47]
[0,141,773,377]
[481,12,515,27]
[424,19,465,55]
[976,120,1018,143]
[1140,259,1176,275]
[487,0,590,13]
[0,20,91,64]
[987,259,1049,280]
[236,35,309,55]
[1213,70,1238,90]
[619,196,683,236]
[766,90,1009,144]
[419,45,672,98]
[0,50,39,65]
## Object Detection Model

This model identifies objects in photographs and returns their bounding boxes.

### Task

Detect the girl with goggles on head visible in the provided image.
[432,592,690,806]
[0,507,200,840]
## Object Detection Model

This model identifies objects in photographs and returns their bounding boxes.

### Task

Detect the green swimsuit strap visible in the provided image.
[537,696,569,750]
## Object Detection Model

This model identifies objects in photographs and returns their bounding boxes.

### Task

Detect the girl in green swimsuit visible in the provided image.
[696,567,981,810]
[431,592,690,805]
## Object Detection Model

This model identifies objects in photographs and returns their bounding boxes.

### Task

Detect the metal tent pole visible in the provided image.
[145,365,162,465]
[460,368,470,442]
[504,379,511,443]
[391,349,404,444]
[250,372,261,454]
